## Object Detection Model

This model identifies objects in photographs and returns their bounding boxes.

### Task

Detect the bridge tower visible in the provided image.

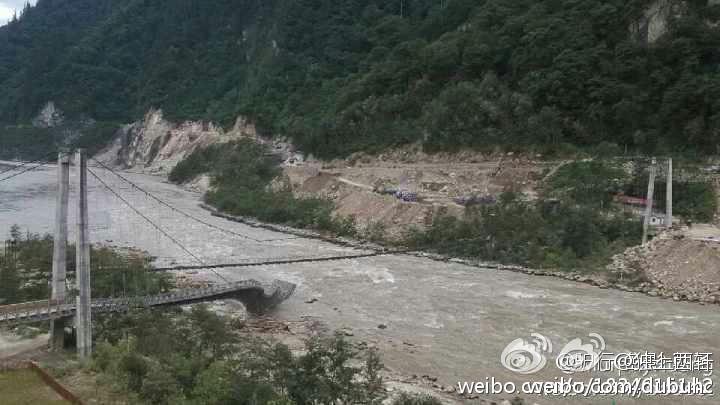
[75,149,92,358]
[50,151,71,349]
[666,158,673,229]
[642,158,657,245]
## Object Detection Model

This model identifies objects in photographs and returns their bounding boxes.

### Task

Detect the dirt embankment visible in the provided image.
[607,228,720,304]
[285,146,557,239]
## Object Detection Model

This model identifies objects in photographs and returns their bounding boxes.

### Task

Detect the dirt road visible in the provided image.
[0,333,50,360]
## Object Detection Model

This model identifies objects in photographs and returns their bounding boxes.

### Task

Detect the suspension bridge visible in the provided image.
[0,280,296,327]
[0,150,399,359]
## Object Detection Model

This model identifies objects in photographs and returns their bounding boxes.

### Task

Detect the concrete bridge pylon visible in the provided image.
[50,149,93,358]
[50,151,70,350]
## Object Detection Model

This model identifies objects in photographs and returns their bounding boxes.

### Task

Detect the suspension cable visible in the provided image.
[87,167,231,283]
[0,161,49,183]
[146,250,403,272]
[0,151,62,183]
[89,158,298,244]
[0,151,57,176]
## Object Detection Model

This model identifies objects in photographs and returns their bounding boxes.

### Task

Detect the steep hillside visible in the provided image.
[95,109,259,174]
[3,0,720,158]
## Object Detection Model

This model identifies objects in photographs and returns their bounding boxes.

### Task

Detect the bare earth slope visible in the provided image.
[285,147,558,238]
[95,109,259,174]
[608,228,720,304]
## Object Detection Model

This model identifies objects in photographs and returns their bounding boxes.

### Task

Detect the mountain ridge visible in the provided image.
[2,0,720,158]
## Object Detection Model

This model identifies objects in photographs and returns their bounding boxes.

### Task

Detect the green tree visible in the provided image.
[4,0,720,158]
[0,264,21,304]
[190,305,238,358]
[121,352,149,392]
[191,361,234,405]
[141,361,180,404]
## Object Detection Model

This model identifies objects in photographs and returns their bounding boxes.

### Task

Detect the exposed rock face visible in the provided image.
[32,101,64,128]
[96,109,258,174]
[630,0,720,44]
[97,109,308,177]
[630,0,683,44]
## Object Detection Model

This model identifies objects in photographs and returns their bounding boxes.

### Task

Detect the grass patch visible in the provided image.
[0,369,71,404]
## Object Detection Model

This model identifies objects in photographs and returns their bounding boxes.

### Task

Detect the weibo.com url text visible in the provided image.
[457,377,714,397]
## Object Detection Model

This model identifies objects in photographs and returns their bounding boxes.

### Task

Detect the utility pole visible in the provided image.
[50,151,70,350]
[75,149,92,358]
[642,158,657,245]
[666,158,673,229]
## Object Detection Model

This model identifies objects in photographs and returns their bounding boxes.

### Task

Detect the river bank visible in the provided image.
[1,162,719,404]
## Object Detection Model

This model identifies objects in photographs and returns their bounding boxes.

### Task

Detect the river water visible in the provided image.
[1,162,718,404]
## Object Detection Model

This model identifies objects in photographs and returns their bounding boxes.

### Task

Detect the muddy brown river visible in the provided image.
[1,162,718,404]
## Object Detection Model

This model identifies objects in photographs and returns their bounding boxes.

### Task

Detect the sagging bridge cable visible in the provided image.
[0,151,62,183]
[89,158,299,244]
[105,249,408,273]
[87,167,231,284]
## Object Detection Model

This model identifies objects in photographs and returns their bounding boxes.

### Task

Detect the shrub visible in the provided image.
[172,141,357,236]
[673,181,717,223]
[140,362,180,405]
[168,144,223,184]
[92,309,387,404]
[625,174,718,223]
[406,195,641,271]
[0,226,168,305]
[546,161,627,206]
[121,352,149,392]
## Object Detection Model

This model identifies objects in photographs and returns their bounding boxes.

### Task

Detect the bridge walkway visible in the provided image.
[0,280,294,327]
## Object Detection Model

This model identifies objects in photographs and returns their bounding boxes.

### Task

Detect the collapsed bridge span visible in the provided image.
[0,279,296,327]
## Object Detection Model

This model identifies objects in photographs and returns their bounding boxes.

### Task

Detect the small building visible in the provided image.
[614,194,647,207]
[644,214,666,227]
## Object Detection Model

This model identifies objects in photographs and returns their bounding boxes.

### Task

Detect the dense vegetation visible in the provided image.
[87,306,443,405]
[0,126,55,160]
[3,0,720,158]
[0,225,172,305]
[408,192,643,271]
[623,172,719,223]
[0,121,120,160]
[170,140,357,236]
[547,160,718,222]
[671,182,718,223]
[409,160,717,270]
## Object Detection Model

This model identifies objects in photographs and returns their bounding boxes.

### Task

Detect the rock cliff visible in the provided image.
[95,110,258,174]
[31,101,64,128]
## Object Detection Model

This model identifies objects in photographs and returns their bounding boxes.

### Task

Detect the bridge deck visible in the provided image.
[0,280,295,327]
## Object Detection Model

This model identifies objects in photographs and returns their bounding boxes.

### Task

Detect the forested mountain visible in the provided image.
[2,0,720,158]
